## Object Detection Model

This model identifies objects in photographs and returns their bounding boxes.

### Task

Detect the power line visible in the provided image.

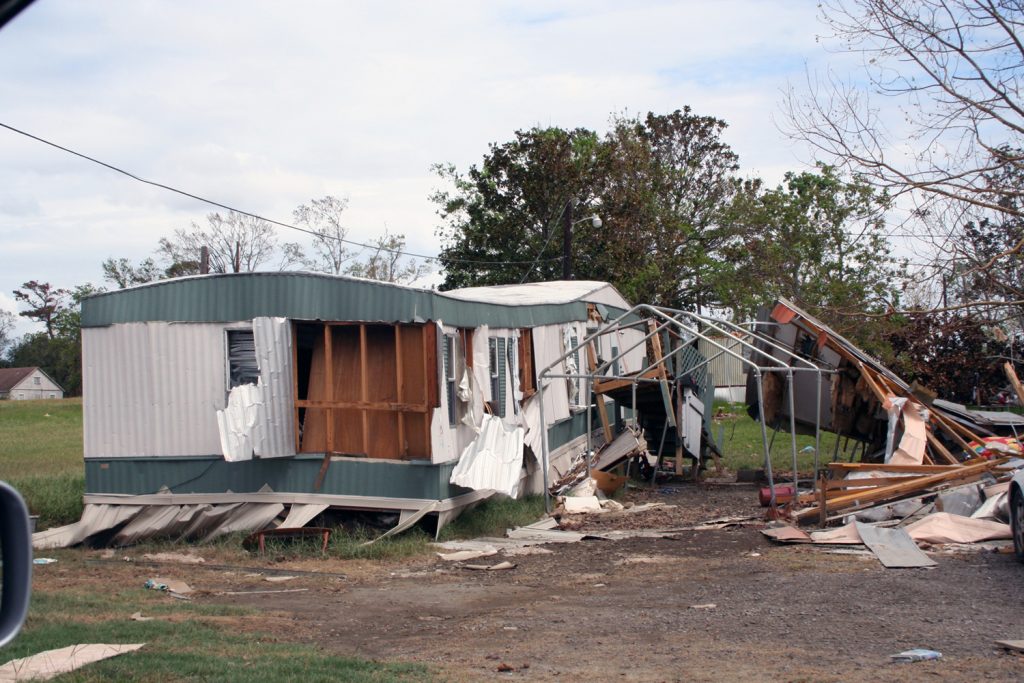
[0,121,562,267]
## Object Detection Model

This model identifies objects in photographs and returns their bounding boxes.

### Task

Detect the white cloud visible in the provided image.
[0,0,833,301]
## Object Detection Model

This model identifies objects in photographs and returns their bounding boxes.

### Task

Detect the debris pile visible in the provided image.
[750,300,1024,530]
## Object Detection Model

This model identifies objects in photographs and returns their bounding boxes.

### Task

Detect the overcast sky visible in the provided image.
[0,0,837,335]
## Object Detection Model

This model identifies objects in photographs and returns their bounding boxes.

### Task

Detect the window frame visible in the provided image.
[225,328,260,390]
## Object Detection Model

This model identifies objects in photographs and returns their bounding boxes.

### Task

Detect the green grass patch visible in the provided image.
[6,588,432,682]
[0,398,84,479]
[6,471,84,529]
[438,494,546,540]
[712,402,843,473]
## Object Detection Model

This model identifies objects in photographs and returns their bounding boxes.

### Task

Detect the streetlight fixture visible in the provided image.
[562,205,602,280]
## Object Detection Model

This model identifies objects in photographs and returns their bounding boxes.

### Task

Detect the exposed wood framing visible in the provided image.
[296,322,435,460]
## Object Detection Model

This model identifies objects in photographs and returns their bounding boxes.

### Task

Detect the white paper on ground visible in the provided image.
[0,644,145,681]
[562,496,604,513]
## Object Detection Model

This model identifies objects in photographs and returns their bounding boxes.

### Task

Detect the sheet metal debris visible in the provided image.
[855,522,936,568]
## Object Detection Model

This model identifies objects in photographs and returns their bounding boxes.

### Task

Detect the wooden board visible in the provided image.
[1005,362,1024,407]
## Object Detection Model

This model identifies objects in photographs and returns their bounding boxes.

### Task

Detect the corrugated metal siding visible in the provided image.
[82,272,605,329]
[251,317,296,457]
[83,323,228,458]
[85,456,465,500]
[697,336,746,388]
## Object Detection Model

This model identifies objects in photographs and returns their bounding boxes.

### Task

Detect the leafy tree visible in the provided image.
[0,309,15,362]
[716,166,903,329]
[433,109,741,310]
[6,283,98,395]
[599,110,739,309]
[293,195,355,275]
[433,126,602,289]
[8,333,81,396]
[158,210,305,274]
[940,148,1024,323]
[12,281,69,339]
[346,231,431,284]
[887,312,1020,402]
[101,257,164,289]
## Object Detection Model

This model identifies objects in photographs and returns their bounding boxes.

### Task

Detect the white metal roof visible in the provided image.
[442,280,630,308]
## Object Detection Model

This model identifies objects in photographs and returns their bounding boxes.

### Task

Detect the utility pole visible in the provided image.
[562,201,573,280]
[199,246,210,275]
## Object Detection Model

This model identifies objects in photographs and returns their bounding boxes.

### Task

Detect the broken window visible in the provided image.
[444,334,457,427]
[488,337,507,418]
[568,330,586,409]
[517,330,536,398]
[293,322,437,460]
[227,329,260,388]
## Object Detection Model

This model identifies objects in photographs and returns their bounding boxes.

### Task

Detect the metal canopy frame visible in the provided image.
[536,304,836,513]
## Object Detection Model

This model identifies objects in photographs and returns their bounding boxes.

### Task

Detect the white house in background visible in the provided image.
[0,367,64,400]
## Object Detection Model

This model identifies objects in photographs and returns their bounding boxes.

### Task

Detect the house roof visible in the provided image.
[0,367,55,393]
[81,272,634,329]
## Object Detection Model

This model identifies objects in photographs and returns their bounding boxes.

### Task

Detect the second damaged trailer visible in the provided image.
[746,299,1021,526]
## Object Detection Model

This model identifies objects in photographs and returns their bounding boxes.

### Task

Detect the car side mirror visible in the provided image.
[0,481,32,647]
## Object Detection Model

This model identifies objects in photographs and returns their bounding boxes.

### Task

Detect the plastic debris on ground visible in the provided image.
[890,648,942,663]
[144,577,193,598]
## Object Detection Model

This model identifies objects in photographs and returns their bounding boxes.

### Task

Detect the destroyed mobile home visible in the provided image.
[745,299,1024,561]
[35,273,677,548]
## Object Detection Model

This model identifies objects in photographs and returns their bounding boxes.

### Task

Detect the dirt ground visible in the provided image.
[38,482,1024,682]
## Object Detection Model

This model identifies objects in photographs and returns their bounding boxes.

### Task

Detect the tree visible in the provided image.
[158,210,305,274]
[5,283,98,395]
[101,257,164,289]
[599,110,740,309]
[12,281,69,339]
[293,195,355,275]
[940,148,1024,322]
[716,166,904,329]
[784,1,1024,310]
[0,309,15,362]
[887,311,1020,402]
[346,231,431,284]
[433,126,602,289]
[433,109,742,310]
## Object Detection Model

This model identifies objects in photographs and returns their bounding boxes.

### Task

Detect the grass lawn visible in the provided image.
[711,401,844,474]
[0,398,83,478]
[0,398,85,529]
[0,395,843,680]
[6,557,431,682]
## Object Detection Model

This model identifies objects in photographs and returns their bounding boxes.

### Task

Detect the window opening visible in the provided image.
[488,337,507,417]
[444,334,457,426]
[227,329,260,388]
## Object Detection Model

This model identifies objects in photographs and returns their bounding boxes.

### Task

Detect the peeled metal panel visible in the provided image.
[83,323,227,458]
[252,317,296,458]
